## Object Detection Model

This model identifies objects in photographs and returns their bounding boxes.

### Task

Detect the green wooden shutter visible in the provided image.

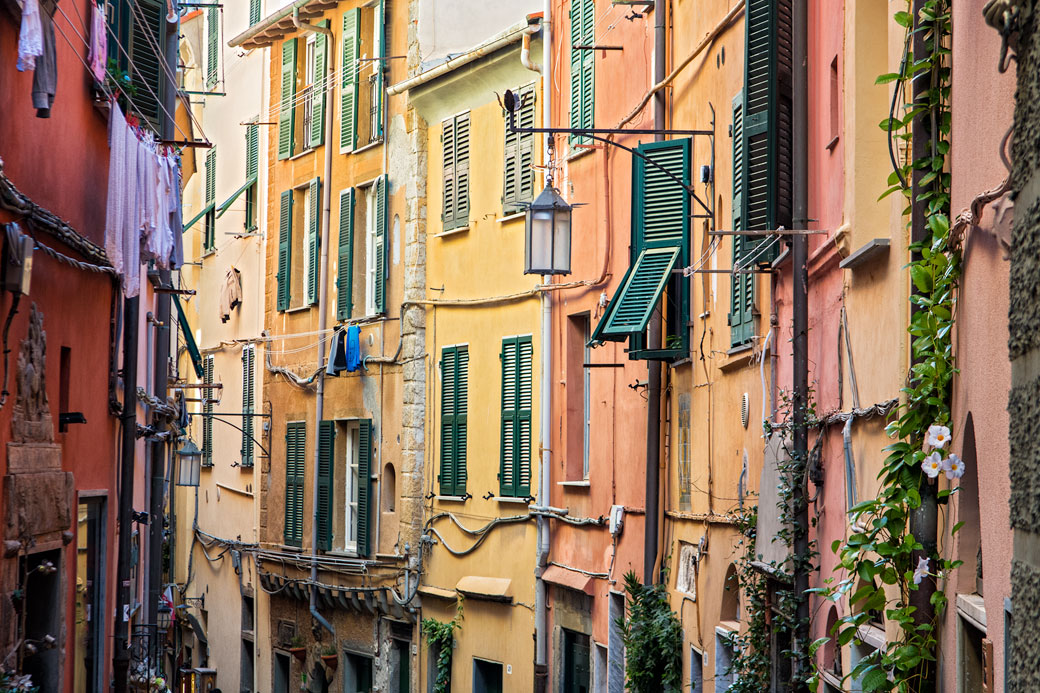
[206,7,219,87]
[306,178,321,305]
[598,247,681,338]
[743,0,792,263]
[284,422,306,547]
[729,92,754,346]
[278,39,297,160]
[374,0,385,139]
[632,138,691,254]
[202,356,214,466]
[241,346,255,466]
[246,123,259,180]
[249,0,261,25]
[500,337,532,498]
[204,150,216,250]
[441,117,456,229]
[316,420,335,551]
[340,9,360,151]
[439,347,469,496]
[357,419,373,556]
[569,0,595,143]
[374,175,388,314]
[503,85,536,214]
[308,20,329,148]
[277,190,293,311]
[336,188,355,320]
[127,0,165,128]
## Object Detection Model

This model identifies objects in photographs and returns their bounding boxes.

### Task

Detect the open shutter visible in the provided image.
[284,422,306,547]
[278,39,297,159]
[374,0,385,139]
[316,420,335,551]
[598,247,681,338]
[357,419,372,556]
[306,178,321,305]
[205,149,216,206]
[277,190,293,311]
[503,85,536,214]
[500,337,532,497]
[374,175,388,314]
[336,189,355,320]
[569,0,595,143]
[308,20,329,148]
[206,7,219,87]
[126,0,165,128]
[743,0,791,263]
[632,138,691,254]
[246,123,259,180]
[202,356,214,466]
[249,0,260,25]
[241,346,255,466]
[441,117,456,229]
[340,9,360,151]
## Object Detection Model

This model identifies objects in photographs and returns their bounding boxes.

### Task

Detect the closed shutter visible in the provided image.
[503,84,536,214]
[308,20,329,148]
[374,175,388,314]
[340,9,360,151]
[246,123,259,180]
[204,150,216,250]
[439,347,468,496]
[441,114,470,230]
[249,0,261,25]
[202,356,214,466]
[441,117,456,229]
[206,7,219,87]
[277,190,293,311]
[356,419,373,556]
[742,0,792,263]
[306,178,321,305]
[569,0,595,143]
[284,422,306,547]
[336,189,355,320]
[316,421,335,551]
[128,0,165,128]
[729,92,754,346]
[500,337,532,498]
[278,39,297,160]
[241,346,255,466]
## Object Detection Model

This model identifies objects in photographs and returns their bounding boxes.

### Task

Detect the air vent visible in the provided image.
[741,392,750,429]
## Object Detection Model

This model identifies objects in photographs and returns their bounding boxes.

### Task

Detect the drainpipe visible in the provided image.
[113,297,138,693]
[791,0,810,685]
[294,7,337,640]
[532,4,551,691]
[644,0,667,586]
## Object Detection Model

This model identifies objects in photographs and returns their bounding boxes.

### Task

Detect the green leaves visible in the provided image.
[618,571,684,693]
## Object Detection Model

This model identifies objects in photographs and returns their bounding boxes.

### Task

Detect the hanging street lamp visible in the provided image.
[524,184,572,276]
[175,439,202,487]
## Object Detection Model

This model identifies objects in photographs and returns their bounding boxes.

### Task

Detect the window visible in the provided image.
[284,421,306,547]
[828,56,840,148]
[331,419,372,555]
[690,647,704,692]
[441,112,471,231]
[276,179,321,311]
[715,626,737,691]
[439,346,469,497]
[335,176,388,319]
[589,139,691,359]
[569,0,595,145]
[274,652,290,693]
[340,6,384,152]
[204,149,216,251]
[343,652,373,693]
[245,122,259,231]
[503,84,536,214]
[58,346,71,432]
[473,659,503,693]
[241,345,256,467]
[202,355,214,466]
[74,497,107,693]
[249,0,261,26]
[206,7,219,87]
[500,336,533,498]
[566,314,591,481]
[241,636,254,693]
[676,541,699,597]
[107,0,167,129]
[277,26,328,159]
[303,35,316,145]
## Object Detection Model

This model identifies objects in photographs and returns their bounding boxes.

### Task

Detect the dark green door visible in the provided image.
[563,630,591,693]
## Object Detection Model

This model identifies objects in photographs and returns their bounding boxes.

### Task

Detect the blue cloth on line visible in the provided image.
[345,325,361,372]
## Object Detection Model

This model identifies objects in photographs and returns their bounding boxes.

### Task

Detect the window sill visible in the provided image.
[433,226,469,238]
[565,146,596,163]
[285,304,314,314]
[276,544,304,553]
[287,148,316,162]
[825,135,840,151]
[495,496,530,504]
[435,495,468,503]
[497,212,526,224]
[558,480,590,488]
[201,248,216,259]
[719,343,756,373]
[324,549,361,558]
[350,139,384,156]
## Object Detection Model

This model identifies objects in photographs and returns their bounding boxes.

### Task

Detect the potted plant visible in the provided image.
[320,646,338,671]
[288,635,306,662]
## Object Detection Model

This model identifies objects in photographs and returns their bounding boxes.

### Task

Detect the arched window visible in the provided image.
[957,413,982,596]
[382,462,396,513]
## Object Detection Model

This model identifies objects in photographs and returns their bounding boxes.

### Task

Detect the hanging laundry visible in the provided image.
[17,0,43,72]
[167,155,184,269]
[219,267,242,323]
[325,328,348,377]
[32,0,58,118]
[345,325,361,372]
[87,0,107,83]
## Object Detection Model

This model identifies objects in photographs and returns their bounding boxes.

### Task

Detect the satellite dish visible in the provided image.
[503,89,516,113]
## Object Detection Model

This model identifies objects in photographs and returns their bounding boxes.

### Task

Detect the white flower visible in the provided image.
[913,557,930,585]
[943,453,965,480]
[922,452,943,479]
[926,424,951,450]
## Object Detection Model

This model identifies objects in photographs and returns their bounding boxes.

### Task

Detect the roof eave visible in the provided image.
[227,0,340,50]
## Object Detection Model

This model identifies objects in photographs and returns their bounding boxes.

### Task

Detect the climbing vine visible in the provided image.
[422,598,463,693]
[617,571,683,692]
[728,503,772,690]
[817,1,957,691]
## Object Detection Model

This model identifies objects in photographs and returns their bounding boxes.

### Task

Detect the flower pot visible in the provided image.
[289,647,306,662]
[321,654,338,671]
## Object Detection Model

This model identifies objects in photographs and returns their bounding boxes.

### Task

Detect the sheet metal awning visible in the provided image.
[456,576,512,603]
[541,565,594,595]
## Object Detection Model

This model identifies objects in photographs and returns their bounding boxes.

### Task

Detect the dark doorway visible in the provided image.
[473,658,503,693]
[75,498,107,693]
[563,629,591,693]
[21,548,63,692]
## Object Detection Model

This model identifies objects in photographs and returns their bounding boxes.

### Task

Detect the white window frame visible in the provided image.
[302,184,313,300]
[364,185,378,317]
[342,421,360,554]
[303,34,316,147]
[583,316,591,479]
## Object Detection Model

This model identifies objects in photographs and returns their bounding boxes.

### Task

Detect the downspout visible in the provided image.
[644,0,667,586]
[294,7,337,640]
[529,6,551,692]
